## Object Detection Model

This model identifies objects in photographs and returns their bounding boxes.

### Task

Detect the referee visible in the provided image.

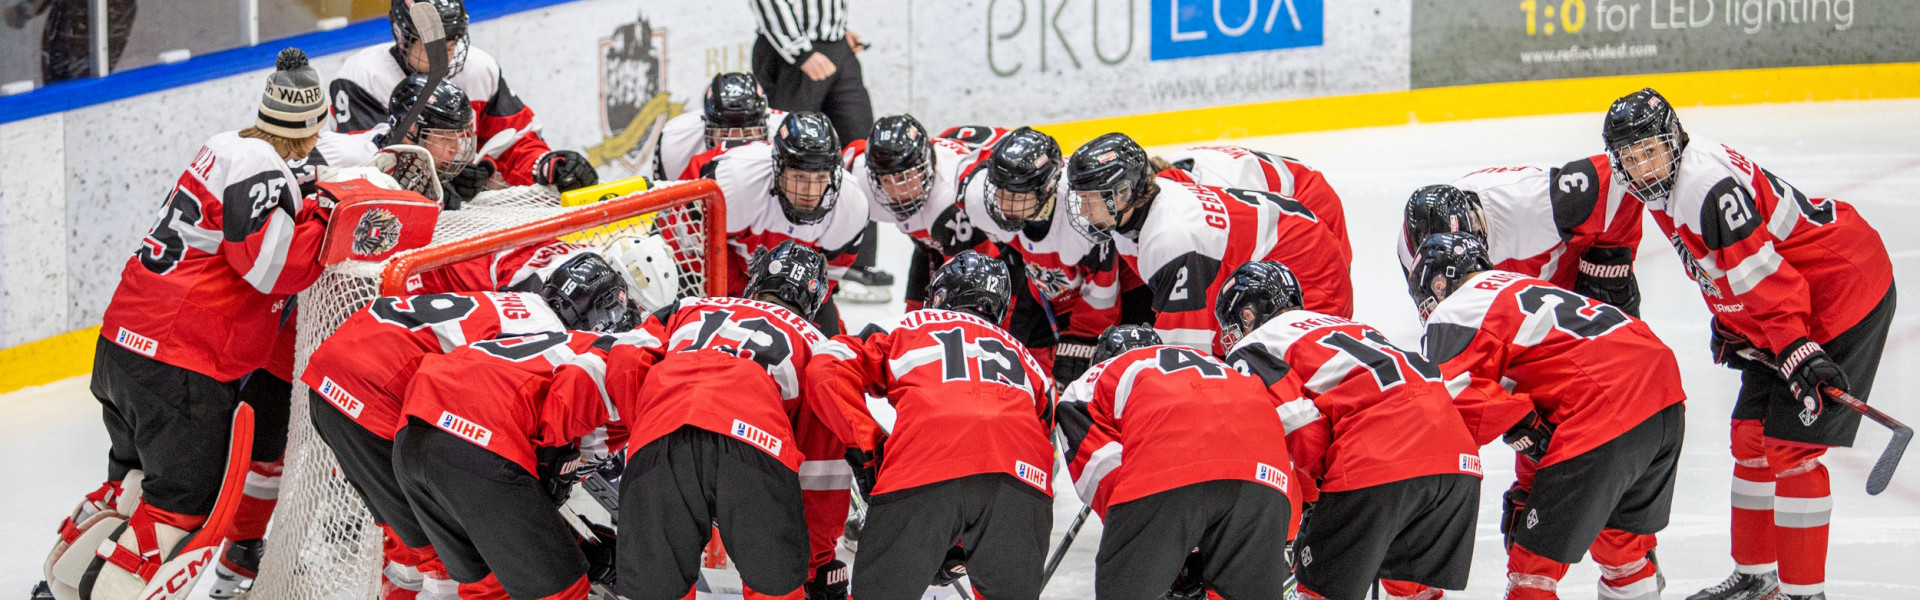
[749,0,894,293]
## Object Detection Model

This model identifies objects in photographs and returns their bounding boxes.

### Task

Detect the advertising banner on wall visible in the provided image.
[907,0,1406,127]
[1412,0,1920,88]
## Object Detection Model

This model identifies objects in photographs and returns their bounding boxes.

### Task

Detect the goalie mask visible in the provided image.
[1090,325,1162,365]
[383,74,476,182]
[542,253,641,332]
[389,0,471,76]
[865,114,936,220]
[1214,261,1303,349]
[1603,88,1688,203]
[602,235,682,312]
[982,127,1062,231]
[1402,184,1486,257]
[1408,232,1494,322]
[770,112,843,226]
[704,73,770,149]
[1066,132,1154,244]
[744,241,830,318]
[926,250,1014,323]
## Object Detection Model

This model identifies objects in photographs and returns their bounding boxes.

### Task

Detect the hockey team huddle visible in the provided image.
[32,1,1900,600]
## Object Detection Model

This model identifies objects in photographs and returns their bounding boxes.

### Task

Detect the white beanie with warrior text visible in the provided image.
[257,47,329,138]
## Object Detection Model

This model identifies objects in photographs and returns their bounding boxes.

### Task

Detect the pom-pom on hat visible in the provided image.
[257,48,329,138]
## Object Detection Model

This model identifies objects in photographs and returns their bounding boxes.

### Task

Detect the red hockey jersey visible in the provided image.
[100,131,331,381]
[1116,179,1352,353]
[653,108,789,182]
[1394,155,1644,291]
[402,329,642,475]
[1644,137,1893,352]
[1422,271,1686,466]
[1057,345,1299,521]
[807,309,1054,496]
[959,168,1121,341]
[1224,310,1480,499]
[1156,145,1349,262]
[688,142,870,294]
[304,292,567,439]
[402,240,594,295]
[330,44,551,186]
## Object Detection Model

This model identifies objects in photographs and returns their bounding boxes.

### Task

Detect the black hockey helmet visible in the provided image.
[703,73,769,147]
[383,74,476,180]
[926,250,1014,323]
[1090,325,1162,365]
[771,112,843,226]
[542,252,641,333]
[1408,232,1494,321]
[1402,184,1486,255]
[1214,261,1304,348]
[744,241,830,318]
[388,0,470,75]
[1602,88,1687,202]
[1066,132,1154,243]
[982,127,1063,230]
[865,114,936,220]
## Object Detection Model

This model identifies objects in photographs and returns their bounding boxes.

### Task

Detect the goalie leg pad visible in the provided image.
[72,504,203,600]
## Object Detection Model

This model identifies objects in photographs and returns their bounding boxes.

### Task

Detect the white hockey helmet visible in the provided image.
[602,234,682,312]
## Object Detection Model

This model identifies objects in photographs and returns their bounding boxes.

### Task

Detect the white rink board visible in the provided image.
[7,99,1919,599]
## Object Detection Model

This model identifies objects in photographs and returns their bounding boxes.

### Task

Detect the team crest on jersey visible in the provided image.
[731,419,783,456]
[1014,460,1049,490]
[592,12,682,172]
[352,209,403,256]
[1668,232,1723,296]
[1255,462,1289,491]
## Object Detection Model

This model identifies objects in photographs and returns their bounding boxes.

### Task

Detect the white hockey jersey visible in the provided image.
[329,44,550,186]
[652,108,789,181]
[1158,145,1349,261]
[698,141,871,294]
[959,168,1120,340]
[846,137,990,256]
[1393,155,1642,291]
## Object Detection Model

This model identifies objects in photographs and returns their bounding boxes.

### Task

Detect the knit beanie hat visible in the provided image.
[257,48,329,138]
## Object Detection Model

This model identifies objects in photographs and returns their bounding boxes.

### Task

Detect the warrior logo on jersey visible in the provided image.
[352,209,404,256]
[591,12,682,171]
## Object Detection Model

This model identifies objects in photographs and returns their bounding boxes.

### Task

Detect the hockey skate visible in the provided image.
[208,538,265,599]
[1686,570,1780,600]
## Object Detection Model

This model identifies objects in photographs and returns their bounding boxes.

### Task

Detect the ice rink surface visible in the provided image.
[5,99,1918,599]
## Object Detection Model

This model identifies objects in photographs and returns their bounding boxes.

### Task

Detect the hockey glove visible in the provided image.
[580,537,617,587]
[441,159,496,210]
[1573,246,1641,317]
[931,545,968,587]
[1778,338,1850,425]
[535,446,583,506]
[1500,484,1529,549]
[847,437,884,501]
[1052,337,1099,385]
[805,559,850,600]
[1504,411,1555,463]
[1709,318,1766,372]
[534,150,599,192]
[1165,549,1208,600]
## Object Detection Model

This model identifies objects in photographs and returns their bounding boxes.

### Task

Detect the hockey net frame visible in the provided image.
[253,179,726,600]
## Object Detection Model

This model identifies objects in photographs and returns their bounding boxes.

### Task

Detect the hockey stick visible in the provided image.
[387,0,449,148]
[1041,504,1092,589]
[1737,347,1911,495]
[136,403,256,600]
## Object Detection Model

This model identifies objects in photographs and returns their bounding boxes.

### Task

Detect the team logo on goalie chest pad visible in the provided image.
[731,419,783,456]
[353,209,403,257]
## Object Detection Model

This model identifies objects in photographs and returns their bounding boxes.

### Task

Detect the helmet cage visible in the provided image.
[703,124,768,150]
[983,176,1057,232]
[1607,132,1682,203]
[400,122,476,180]
[867,157,934,221]
[772,165,841,226]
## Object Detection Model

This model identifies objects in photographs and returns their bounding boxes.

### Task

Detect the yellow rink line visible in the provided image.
[5,62,1918,396]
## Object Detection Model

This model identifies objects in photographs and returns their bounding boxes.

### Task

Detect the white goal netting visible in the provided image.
[252,180,723,600]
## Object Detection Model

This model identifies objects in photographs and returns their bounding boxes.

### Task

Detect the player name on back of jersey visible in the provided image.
[698,296,825,346]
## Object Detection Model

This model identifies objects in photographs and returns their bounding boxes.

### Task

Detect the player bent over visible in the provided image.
[1602,89,1897,600]
[844,114,994,312]
[1412,233,1686,600]
[618,242,854,600]
[1057,325,1300,600]
[807,251,1055,600]
[305,254,637,600]
[39,49,334,600]
[1152,144,1349,262]
[1217,262,1481,600]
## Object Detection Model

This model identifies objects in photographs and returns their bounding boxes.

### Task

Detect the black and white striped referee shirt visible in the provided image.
[749,0,849,64]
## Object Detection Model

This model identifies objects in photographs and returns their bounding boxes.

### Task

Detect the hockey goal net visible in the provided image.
[253,179,726,600]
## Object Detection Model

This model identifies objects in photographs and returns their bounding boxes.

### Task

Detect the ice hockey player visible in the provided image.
[617,241,855,600]
[1603,88,1896,600]
[39,48,333,600]
[655,72,788,181]
[1067,133,1352,354]
[303,253,637,600]
[844,114,993,310]
[806,250,1053,600]
[959,127,1121,382]
[1056,324,1300,600]
[1411,232,1687,600]
[1151,145,1350,261]
[1394,154,1645,316]
[1216,261,1480,600]
[692,111,871,335]
[331,0,596,198]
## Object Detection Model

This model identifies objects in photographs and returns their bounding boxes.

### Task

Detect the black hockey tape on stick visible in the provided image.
[1738,347,1911,495]
[1041,504,1092,590]
[388,0,448,149]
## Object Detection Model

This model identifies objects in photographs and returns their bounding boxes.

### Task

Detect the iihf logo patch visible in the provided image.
[1526,509,1540,530]
[1014,460,1048,490]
